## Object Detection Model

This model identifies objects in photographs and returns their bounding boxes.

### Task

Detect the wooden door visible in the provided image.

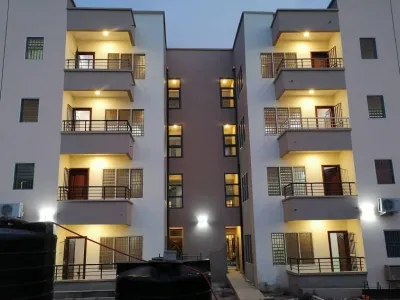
[328,231,351,271]
[76,51,95,69]
[315,106,335,128]
[68,169,89,200]
[311,51,330,68]
[62,238,76,279]
[322,165,343,195]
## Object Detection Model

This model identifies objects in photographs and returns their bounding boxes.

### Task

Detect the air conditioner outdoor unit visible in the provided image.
[385,265,400,281]
[0,203,24,218]
[378,198,400,215]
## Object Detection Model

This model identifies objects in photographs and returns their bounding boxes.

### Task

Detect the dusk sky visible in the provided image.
[76,0,330,48]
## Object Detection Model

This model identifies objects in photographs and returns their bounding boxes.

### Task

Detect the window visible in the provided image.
[99,236,143,267]
[271,233,314,265]
[131,110,144,136]
[168,79,181,109]
[375,159,395,184]
[107,53,132,70]
[25,37,44,60]
[244,235,253,264]
[102,168,143,198]
[367,95,386,118]
[220,79,235,108]
[360,38,377,59]
[168,125,183,157]
[13,163,35,190]
[264,107,302,135]
[223,125,237,157]
[384,231,400,258]
[238,117,246,148]
[133,54,146,79]
[236,66,243,97]
[241,173,249,202]
[225,174,239,207]
[20,99,39,122]
[261,52,297,78]
[267,167,306,196]
[168,174,183,208]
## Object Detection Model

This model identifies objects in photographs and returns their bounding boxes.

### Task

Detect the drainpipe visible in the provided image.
[166,67,170,250]
[390,0,400,74]
[232,66,245,274]
[0,0,10,102]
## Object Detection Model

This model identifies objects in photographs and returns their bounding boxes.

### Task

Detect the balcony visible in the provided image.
[287,257,367,295]
[64,59,134,93]
[282,182,359,221]
[271,9,340,46]
[274,58,345,99]
[56,186,133,225]
[67,8,135,45]
[277,117,352,157]
[60,120,134,159]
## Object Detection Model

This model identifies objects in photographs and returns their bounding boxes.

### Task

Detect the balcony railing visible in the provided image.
[276,58,344,73]
[280,117,350,131]
[58,186,131,201]
[283,182,357,198]
[62,120,132,132]
[288,257,365,273]
[65,59,132,70]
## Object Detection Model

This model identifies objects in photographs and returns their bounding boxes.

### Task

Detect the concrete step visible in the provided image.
[54,290,114,299]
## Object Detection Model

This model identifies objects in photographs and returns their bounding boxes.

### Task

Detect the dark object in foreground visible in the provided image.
[0,218,56,300]
[115,259,212,300]
[362,288,400,299]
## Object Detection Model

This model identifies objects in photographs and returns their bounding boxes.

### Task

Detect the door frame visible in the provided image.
[75,51,96,69]
[68,168,90,200]
[62,236,88,280]
[72,108,92,131]
[315,106,335,128]
[327,231,351,272]
[321,165,343,195]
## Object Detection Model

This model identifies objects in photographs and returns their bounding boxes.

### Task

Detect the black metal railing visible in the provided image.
[62,120,132,132]
[58,186,131,201]
[280,117,350,131]
[288,257,365,273]
[65,59,132,70]
[276,58,344,73]
[283,182,357,198]
[54,263,118,281]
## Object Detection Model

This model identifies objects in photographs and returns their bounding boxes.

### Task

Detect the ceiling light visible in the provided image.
[103,31,109,36]
[222,79,227,85]
[224,124,230,128]
[173,124,178,129]
[95,90,101,96]
[308,89,315,95]
[171,79,178,85]
[303,31,310,38]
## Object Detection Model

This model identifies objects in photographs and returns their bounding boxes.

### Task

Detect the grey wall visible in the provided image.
[167,49,240,280]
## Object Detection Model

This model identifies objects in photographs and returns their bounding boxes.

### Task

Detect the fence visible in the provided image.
[283,182,357,197]
[65,59,132,71]
[62,120,132,132]
[288,257,365,273]
[58,186,131,201]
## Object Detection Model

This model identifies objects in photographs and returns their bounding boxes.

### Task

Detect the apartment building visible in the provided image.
[1,0,400,296]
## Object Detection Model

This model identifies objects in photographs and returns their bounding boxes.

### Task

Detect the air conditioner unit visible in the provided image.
[385,265,400,281]
[378,198,400,215]
[0,203,24,218]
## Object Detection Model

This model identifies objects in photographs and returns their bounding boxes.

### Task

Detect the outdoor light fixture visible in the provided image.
[197,215,208,228]
[303,31,310,38]
[39,208,55,222]
[95,90,101,96]
[222,79,227,85]
[360,203,376,222]
[171,79,178,85]
[308,89,315,95]
[173,124,178,129]
[224,124,230,128]
[103,31,109,36]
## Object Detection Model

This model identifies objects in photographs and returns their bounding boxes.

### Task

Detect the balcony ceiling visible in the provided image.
[282,89,342,97]
[69,91,130,98]
[277,32,334,43]
[71,31,131,42]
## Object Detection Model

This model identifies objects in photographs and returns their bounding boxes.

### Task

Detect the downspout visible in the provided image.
[390,0,400,74]
[166,67,170,249]
[232,66,245,274]
[0,0,10,102]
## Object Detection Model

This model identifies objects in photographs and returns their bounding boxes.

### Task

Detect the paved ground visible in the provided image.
[227,271,265,300]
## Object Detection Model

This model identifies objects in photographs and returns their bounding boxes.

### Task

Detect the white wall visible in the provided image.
[338,0,400,287]
[0,0,67,221]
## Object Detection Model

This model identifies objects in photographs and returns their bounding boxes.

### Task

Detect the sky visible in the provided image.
[76,0,331,48]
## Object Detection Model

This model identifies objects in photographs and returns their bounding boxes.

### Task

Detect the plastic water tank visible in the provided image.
[115,261,212,300]
[0,220,56,300]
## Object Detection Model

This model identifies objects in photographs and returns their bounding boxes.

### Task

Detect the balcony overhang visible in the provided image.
[67,8,135,45]
[271,9,340,46]
[60,131,134,159]
[274,68,346,100]
[278,128,352,157]
[57,199,132,225]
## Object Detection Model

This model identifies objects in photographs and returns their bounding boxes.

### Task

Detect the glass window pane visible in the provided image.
[169,125,182,135]
[169,148,182,157]
[223,125,236,135]
[224,136,236,145]
[224,147,236,156]
[169,90,180,98]
[225,174,238,184]
[169,137,181,146]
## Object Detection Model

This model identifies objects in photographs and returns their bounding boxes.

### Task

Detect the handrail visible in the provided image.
[62,120,132,132]
[288,257,365,273]
[65,59,132,70]
[279,117,350,131]
[283,182,357,197]
[276,58,344,73]
[58,186,131,200]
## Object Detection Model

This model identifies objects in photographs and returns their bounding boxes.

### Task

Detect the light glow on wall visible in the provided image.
[197,215,208,228]
[39,207,56,222]
[303,31,310,38]
[102,31,109,36]
[360,203,376,222]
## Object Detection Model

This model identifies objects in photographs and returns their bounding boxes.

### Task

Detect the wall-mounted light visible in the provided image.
[360,203,376,222]
[303,31,310,38]
[39,208,56,222]
[197,215,208,228]
[102,31,109,37]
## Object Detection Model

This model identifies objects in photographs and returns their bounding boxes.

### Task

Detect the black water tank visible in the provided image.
[115,261,212,300]
[0,220,56,300]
